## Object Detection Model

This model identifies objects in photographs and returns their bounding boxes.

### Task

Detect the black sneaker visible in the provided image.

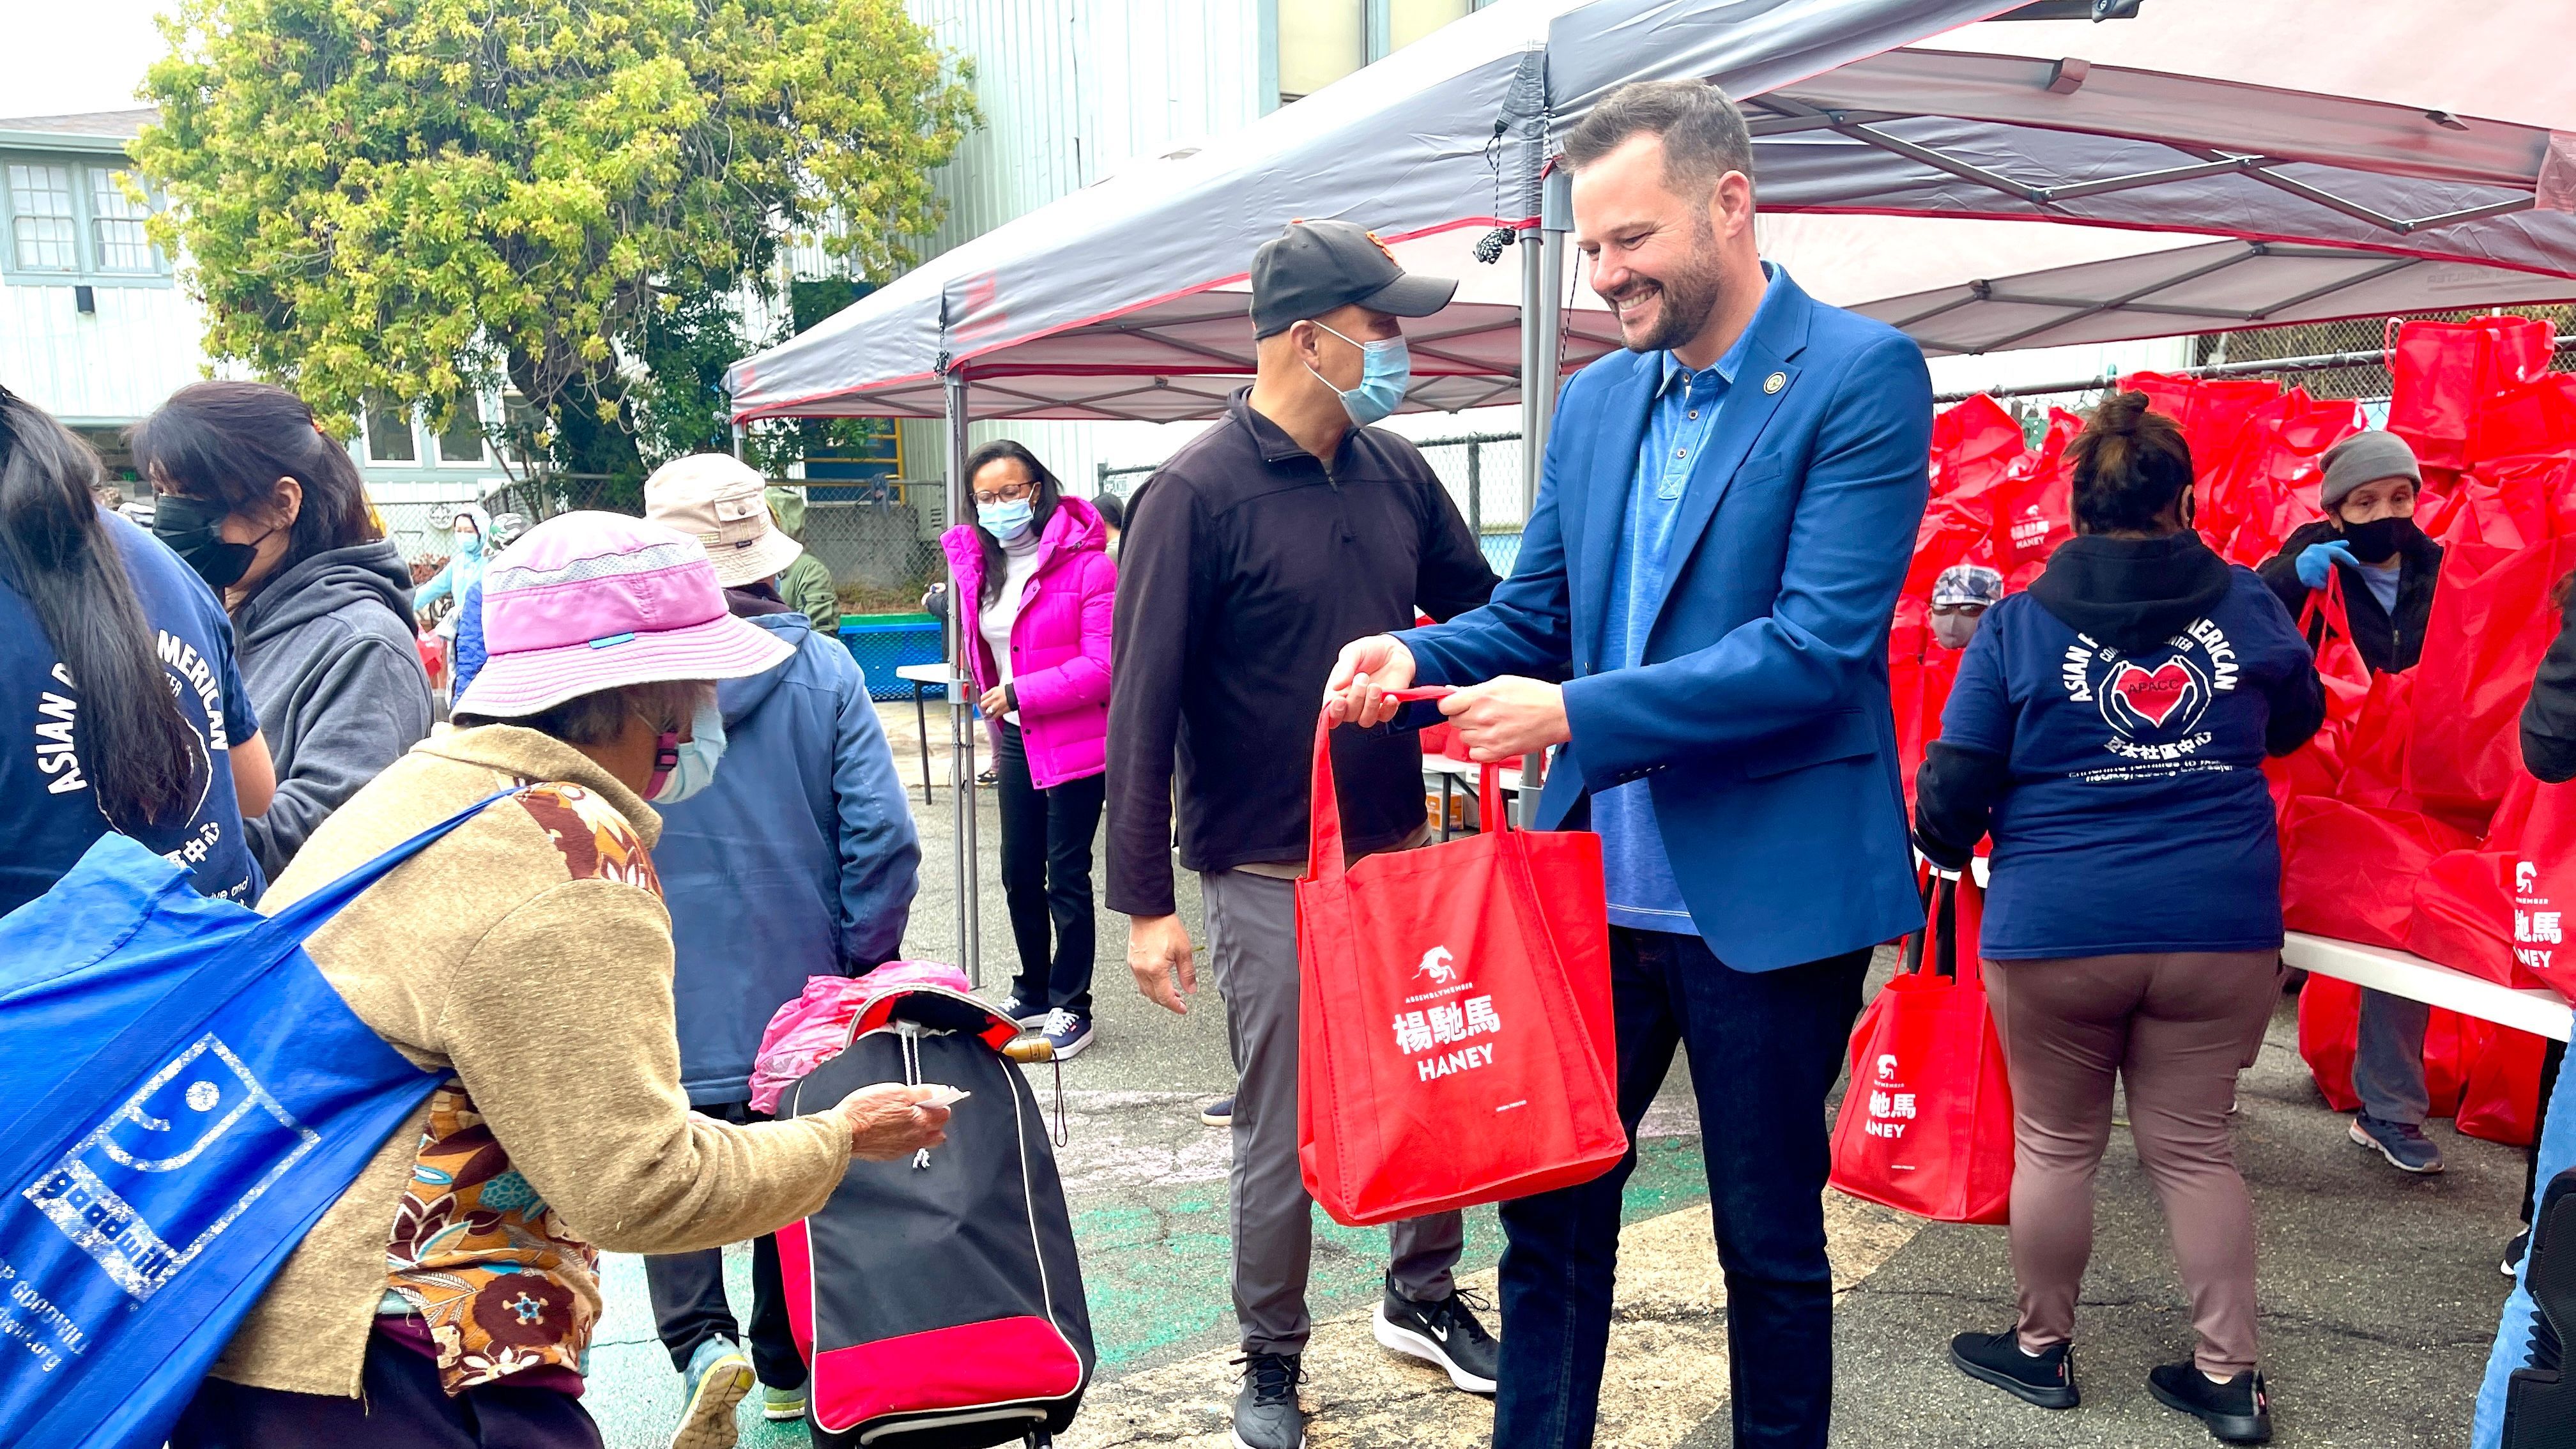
[1949,1330,2077,1409]
[2510,1227,2534,1280]
[1230,1351,1304,1449]
[2507,1169,2576,1447]
[1372,1280,1498,1395]
[2148,1363,2271,1444]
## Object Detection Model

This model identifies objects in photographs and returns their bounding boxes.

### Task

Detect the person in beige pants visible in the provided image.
[1913,392,2326,1446]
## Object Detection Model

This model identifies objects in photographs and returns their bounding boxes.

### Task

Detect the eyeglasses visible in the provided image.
[972,480,1036,507]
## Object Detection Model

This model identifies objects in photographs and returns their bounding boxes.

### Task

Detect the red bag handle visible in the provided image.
[1307,687,1507,883]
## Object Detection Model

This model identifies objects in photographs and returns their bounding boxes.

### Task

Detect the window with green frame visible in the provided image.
[2,158,165,277]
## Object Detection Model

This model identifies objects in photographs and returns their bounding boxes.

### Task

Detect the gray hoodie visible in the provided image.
[233,539,435,878]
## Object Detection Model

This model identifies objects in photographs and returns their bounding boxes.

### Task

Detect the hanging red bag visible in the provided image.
[1829,873,2014,1226]
[2406,538,2576,826]
[2387,316,2557,471]
[2265,574,2375,820]
[2456,1018,2549,1147]
[1295,696,1624,1226]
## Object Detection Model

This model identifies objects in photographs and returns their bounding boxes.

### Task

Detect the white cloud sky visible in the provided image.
[1,0,174,119]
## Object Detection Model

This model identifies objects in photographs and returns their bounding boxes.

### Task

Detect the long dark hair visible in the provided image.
[2069,390,2195,535]
[964,439,1064,608]
[131,381,379,606]
[0,388,199,827]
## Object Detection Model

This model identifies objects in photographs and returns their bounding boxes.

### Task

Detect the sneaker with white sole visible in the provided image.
[998,991,1048,1029]
[2350,1113,2444,1173]
[1042,1007,1095,1060]
[1200,1095,1234,1127]
[670,1335,754,1449]
[760,1382,807,1422]
[1372,1278,1499,1395]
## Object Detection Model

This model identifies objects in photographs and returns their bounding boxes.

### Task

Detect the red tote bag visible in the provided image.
[1294,700,1625,1227]
[1829,873,2014,1227]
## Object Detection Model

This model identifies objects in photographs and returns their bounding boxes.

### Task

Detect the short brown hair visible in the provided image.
[1562,79,1756,200]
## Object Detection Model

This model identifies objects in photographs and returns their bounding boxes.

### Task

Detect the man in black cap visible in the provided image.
[1106,220,1502,1449]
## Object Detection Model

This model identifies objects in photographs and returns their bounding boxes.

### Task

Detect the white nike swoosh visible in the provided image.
[1429,1322,1449,1342]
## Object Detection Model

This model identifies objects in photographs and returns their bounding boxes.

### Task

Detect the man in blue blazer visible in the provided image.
[1328,80,1931,1448]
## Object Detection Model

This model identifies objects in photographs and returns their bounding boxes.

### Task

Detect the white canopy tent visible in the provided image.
[730,0,2576,976]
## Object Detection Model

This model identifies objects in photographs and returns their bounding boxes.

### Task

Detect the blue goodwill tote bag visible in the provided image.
[0,791,516,1449]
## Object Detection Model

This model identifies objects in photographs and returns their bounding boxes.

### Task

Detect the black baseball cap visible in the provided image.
[1250,220,1458,339]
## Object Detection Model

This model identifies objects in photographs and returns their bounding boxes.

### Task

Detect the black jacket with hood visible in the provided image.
[2256,517,2443,675]
[232,539,435,878]
[1914,532,2327,869]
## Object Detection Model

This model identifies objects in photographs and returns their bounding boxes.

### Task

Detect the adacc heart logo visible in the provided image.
[2110,661,2195,728]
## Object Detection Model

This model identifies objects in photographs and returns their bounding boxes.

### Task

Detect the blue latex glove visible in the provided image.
[2296,539,2356,589]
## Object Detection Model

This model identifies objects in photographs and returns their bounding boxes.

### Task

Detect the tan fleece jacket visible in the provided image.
[213,725,853,1397]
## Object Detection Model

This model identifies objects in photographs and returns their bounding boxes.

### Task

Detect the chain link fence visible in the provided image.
[1097,431,1532,578]
[1958,308,2576,441]
[374,471,949,618]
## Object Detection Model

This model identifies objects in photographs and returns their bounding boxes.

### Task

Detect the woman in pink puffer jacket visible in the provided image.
[940,440,1116,1057]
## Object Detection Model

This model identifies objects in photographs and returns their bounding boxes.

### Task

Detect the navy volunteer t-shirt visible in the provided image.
[1937,568,2313,960]
[0,511,263,916]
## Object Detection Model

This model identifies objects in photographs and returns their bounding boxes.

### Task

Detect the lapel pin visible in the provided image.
[1763,371,1787,395]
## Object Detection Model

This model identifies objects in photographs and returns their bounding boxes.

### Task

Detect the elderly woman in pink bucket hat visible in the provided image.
[168,511,952,1449]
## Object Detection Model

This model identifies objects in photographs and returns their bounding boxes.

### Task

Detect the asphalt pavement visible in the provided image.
[579,702,2526,1447]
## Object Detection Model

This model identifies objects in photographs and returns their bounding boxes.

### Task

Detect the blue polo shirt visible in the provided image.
[1593,265,1784,935]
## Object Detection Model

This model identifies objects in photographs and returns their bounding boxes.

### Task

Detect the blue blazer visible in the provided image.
[1396,269,1932,972]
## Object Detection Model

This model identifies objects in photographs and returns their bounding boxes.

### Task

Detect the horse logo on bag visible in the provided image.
[1414,946,1460,986]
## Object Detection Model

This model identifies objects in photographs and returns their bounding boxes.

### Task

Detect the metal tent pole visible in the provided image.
[1526,165,1573,516]
[942,368,981,987]
[1517,227,1547,515]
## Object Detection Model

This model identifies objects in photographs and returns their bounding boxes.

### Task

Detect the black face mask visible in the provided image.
[150,493,261,590]
[2341,514,2419,565]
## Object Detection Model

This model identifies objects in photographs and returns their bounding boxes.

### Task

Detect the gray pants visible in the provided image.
[1202,866,1462,1354]
[2354,986,2432,1126]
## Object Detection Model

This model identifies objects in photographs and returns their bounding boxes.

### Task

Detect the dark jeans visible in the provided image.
[643,1102,804,1390]
[995,720,1103,1015]
[1493,929,1869,1449]
[171,1331,602,1449]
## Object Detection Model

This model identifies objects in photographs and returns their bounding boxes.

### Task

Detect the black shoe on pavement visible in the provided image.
[2511,1227,2534,1280]
[1948,1330,2077,1409]
[2148,1363,2271,1444]
[1230,1351,1305,1449]
[2506,1169,2576,1448]
[1199,1095,1234,1127]
[1372,1280,1499,1395]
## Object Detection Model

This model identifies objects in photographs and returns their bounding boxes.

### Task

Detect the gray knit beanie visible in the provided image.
[2320,431,2421,511]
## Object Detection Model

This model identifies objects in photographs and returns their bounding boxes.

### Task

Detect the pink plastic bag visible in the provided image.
[749,961,974,1114]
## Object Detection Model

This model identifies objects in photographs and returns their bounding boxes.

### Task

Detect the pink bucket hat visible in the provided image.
[452,510,794,719]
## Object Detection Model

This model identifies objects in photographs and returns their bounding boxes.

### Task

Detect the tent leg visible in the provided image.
[1517,228,1546,517]
[944,369,980,989]
[1525,167,1572,519]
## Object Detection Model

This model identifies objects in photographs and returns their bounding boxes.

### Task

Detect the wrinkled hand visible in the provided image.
[1324,634,1416,728]
[1441,676,1572,762]
[2296,540,2355,590]
[836,1083,953,1161]
[979,685,1011,717]
[1128,913,1198,1015]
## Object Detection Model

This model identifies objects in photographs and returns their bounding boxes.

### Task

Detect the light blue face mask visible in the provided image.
[647,700,728,805]
[1307,321,1412,426]
[977,497,1035,541]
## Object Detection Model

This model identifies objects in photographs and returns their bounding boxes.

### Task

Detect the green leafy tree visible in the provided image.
[136,0,975,489]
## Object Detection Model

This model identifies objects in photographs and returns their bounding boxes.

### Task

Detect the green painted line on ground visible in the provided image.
[582,1135,1711,1447]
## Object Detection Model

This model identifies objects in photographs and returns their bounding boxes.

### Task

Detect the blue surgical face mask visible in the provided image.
[645,700,728,805]
[977,498,1034,541]
[1307,321,1411,426]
